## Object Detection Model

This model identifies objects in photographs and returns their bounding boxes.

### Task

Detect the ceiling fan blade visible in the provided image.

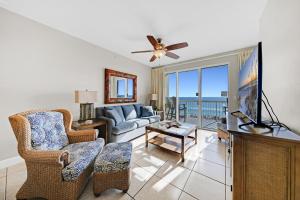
[147,35,159,49]
[166,52,180,59]
[166,42,188,51]
[150,55,157,62]
[131,50,154,53]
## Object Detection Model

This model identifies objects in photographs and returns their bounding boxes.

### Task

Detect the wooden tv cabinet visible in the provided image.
[227,115,300,200]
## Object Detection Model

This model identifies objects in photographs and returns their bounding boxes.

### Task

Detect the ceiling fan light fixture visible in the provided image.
[154,49,166,58]
[132,35,188,62]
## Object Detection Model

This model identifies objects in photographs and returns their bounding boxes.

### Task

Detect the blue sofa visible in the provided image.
[95,104,160,143]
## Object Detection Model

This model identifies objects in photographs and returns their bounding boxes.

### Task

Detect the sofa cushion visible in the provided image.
[127,118,150,128]
[62,138,104,181]
[105,109,122,125]
[142,115,160,123]
[27,112,69,150]
[112,122,137,135]
[141,106,154,117]
[105,106,125,122]
[94,142,132,173]
[122,105,137,120]
[133,104,142,118]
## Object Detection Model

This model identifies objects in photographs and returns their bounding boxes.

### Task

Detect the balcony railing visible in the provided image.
[165,98,227,130]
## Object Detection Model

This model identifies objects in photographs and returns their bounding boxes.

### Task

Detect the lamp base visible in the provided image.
[150,100,157,111]
[79,103,94,121]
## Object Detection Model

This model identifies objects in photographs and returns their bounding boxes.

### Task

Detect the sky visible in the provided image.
[167,65,228,97]
[117,79,133,97]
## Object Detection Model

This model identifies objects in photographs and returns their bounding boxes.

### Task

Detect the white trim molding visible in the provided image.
[0,156,23,169]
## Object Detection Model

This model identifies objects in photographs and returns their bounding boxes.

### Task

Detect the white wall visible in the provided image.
[260,0,300,133]
[0,8,151,161]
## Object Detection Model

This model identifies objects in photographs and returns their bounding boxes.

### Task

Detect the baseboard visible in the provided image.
[0,156,23,169]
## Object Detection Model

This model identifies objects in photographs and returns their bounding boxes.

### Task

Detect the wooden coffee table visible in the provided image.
[145,121,197,162]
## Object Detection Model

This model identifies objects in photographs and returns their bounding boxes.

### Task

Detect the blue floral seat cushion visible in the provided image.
[62,138,105,181]
[94,142,132,173]
[27,112,69,150]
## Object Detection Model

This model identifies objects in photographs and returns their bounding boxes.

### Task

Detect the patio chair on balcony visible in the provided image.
[165,97,187,122]
[179,104,187,122]
[165,97,176,120]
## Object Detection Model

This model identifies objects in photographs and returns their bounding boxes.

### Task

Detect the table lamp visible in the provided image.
[75,90,97,122]
[150,93,158,110]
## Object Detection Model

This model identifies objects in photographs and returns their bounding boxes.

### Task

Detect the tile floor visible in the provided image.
[0,130,232,200]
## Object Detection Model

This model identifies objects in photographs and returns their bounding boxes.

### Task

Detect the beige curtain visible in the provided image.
[151,67,164,110]
[238,47,255,69]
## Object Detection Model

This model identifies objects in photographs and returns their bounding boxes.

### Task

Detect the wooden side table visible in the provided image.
[72,120,108,144]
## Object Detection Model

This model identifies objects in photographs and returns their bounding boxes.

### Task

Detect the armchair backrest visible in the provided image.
[9,109,73,156]
[27,112,69,150]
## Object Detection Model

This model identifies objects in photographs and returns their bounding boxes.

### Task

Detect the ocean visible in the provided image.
[166,97,227,118]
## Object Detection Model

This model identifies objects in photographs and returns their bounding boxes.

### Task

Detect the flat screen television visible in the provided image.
[238,42,263,125]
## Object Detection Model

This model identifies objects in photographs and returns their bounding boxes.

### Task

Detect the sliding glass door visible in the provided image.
[200,65,228,130]
[178,70,200,125]
[164,64,228,131]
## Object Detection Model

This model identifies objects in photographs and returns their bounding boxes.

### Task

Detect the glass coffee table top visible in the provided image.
[146,121,196,137]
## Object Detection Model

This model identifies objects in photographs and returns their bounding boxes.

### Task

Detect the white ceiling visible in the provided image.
[0,0,268,67]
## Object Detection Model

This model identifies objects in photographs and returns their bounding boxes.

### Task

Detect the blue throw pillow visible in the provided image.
[134,104,142,117]
[122,105,137,120]
[141,106,154,117]
[105,109,122,125]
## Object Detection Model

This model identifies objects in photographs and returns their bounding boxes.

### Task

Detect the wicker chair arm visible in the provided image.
[67,129,97,143]
[23,150,69,166]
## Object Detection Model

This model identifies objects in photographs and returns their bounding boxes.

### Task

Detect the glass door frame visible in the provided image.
[164,72,178,121]
[163,62,229,130]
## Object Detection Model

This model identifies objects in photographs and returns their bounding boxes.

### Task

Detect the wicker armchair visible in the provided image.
[9,109,103,200]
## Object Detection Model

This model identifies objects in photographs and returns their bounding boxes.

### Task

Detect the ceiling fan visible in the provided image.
[131,35,188,62]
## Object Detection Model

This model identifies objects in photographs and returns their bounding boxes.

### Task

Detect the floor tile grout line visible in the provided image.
[133,158,191,199]
[180,158,224,200]
[159,168,190,192]
[192,157,232,186]
[126,189,135,199]
[133,158,167,176]
[152,160,197,193]
[177,191,183,200]
[147,161,190,199]
[181,170,193,192]
[191,169,228,186]
[196,156,227,168]
[182,190,201,200]
[132,160,167,198]
[182,160,196,192]
[183,157,211,200]
[179,172,202,200]
[132,170,158,198]
[200,143,227,154]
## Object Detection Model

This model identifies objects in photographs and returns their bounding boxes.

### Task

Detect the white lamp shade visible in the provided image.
[150,93,158,100]
[75,90,97,103]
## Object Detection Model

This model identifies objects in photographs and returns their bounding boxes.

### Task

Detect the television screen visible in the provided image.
[238,43,262,124]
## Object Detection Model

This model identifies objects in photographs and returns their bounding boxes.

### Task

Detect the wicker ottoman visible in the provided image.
[93,142,132,196]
